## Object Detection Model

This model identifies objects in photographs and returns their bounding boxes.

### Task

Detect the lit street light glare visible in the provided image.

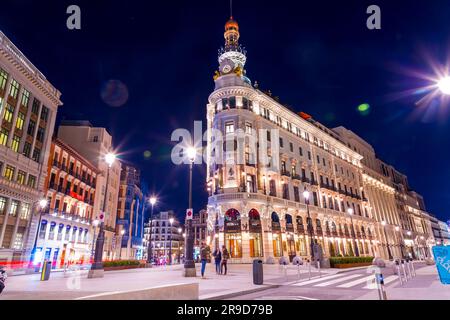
[437,76,450,95]
[105,152,116,166]
[39,199,48,209]
[149,196,157,205]
[186,147,196,161]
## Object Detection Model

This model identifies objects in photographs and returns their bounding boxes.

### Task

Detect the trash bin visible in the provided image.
[253,259,264,285]
[40,260,51,281]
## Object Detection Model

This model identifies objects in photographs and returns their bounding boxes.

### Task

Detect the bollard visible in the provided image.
[401,260,408,282]
[308,259,312,280]
[410,259,416,277]
[395,260,403,285]
[317,260,321,278]
[375,272,388,300]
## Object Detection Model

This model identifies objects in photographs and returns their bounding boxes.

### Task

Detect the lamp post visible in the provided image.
[88,152,116,278]
[146,196,157,267]
[177,227,182,263]
[381,221,392,260]
[303,190,315,262]
[90,219,99,261]
[119,229,125,260]
[29,198,48,269]
[347,208,360,257]
[183,146,197,277]
[168,217,174,265]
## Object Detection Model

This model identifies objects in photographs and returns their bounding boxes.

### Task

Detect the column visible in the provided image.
[0,198,12,247]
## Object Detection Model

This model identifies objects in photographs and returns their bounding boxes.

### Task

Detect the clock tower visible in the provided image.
[215,16,251,87]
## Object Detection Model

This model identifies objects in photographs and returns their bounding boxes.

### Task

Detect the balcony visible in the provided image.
[281,171,291,177]
[301,176,310,183]
[310,180,318,186]
[296,224,305,233]
[292,174,301,181]
[316,228,323,236]
[332,230,339,237]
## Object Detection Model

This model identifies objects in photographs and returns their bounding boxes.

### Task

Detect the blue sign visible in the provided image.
[432,246,450,285]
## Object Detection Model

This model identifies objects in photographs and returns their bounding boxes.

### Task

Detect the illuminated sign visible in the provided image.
[432,246,450,285]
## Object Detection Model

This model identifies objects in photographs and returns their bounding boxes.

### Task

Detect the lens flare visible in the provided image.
[437,76,450,95]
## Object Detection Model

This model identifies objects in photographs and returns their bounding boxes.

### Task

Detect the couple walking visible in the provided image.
[212,245,230,275]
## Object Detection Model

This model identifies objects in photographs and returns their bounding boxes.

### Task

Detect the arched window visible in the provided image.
[271,212,280,223]
[316,219,321,228]
[249,208,260,220]
[285,214,293,225]
[225,208,240,221]
[296,216,303,225]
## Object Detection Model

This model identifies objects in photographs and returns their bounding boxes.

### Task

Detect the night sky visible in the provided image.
[1,0,449,222]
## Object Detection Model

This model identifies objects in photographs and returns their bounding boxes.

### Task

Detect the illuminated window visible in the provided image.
[11,135,20,152]
[21,89,30,107]
[0,197,6,215]
[3,104,14,122]
[0,68,8,90]
[20,203,31,220]
[9,79,20,99]
[12,233,23,250]
[17,170,26,185]
[225,122,234,133]
[4,165,15,181]
[9,200,19,216]
[0,128,8,146]
[16,112,25,130]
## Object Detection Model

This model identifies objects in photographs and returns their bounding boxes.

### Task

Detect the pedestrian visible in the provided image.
[200,242,211,278]
[221,245,230,275]
[212,247,222,274]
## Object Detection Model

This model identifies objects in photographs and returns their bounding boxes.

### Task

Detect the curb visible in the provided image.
[201,284,279,300]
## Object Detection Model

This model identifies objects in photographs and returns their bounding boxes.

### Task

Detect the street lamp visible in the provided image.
[381,220,392,260]
[303,190,315,263]
[146,196,157,267]
[119,229,125,260]
[177,227,182,263]
[29,198,48,269]
[184,146,197,277]
[90,219,99,260]
[437,76,450,95]
[89,152,116,278]
[347,208,359,257]
[168,217,174,265]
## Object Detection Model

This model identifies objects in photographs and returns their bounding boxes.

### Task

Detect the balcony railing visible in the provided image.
[281,171,291,177]
[292,174,301,181]
[301,176,310,183]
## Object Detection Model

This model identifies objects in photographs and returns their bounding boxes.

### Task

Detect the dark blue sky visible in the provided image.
[1,0,449,222]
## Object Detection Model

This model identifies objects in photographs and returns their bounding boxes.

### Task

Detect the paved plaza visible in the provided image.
[1,261,448,300]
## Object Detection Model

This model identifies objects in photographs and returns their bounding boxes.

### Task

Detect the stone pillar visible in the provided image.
[0,198,12,247]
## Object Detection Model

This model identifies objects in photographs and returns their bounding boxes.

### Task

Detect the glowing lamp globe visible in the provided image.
[39,199,48,209]
[149,197,157,206]
[186,147,196,161]
[438,76,450,95]
[105,153,116,166]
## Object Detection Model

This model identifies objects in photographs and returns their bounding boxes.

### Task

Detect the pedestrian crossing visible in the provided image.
[292,272,399,290]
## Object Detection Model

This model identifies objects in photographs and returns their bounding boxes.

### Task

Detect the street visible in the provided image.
[228,262,450,300]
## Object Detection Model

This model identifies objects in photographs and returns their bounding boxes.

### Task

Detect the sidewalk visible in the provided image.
[357,265,450,300]
[0,263,334,300]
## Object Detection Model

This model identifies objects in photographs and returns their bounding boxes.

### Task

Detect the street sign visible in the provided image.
[432,246,450,285]
[186,208,193,220]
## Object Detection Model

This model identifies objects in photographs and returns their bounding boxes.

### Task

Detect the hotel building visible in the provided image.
[205,16,436,263]
[56,121,121,260]
[38,137,98,268]
[0,31,61,265]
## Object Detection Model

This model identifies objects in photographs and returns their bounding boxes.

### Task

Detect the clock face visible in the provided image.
[222,64,232,74]
[220,59,235,74]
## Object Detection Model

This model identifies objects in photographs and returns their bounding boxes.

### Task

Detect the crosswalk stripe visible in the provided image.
[362,275,398,289]
[292,272,350,287]
[314,274,363,287]
[337,275,375,288]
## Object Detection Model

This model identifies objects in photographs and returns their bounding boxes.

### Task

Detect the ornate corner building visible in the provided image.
[205,17,436,263]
